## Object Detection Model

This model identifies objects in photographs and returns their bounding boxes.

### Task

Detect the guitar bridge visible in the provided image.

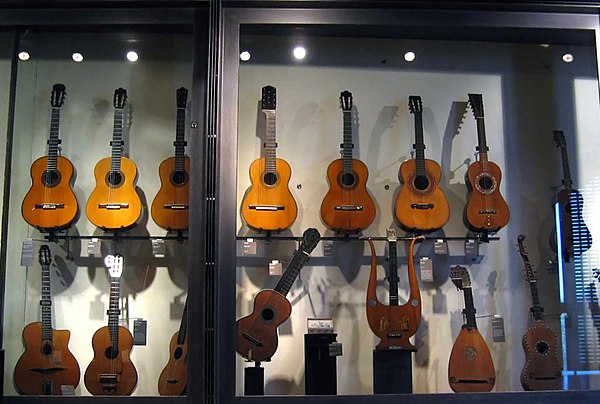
[98,374,119,384]
[167,379,179,384]
[248,204,284,211]
[334,205,364,211]
[387,332,402,338]
[241,332,264,347]
[163,204,189,210]
[34,203,65,210]
[478,209,497,214]
[410,203,434,210]
[98,203,130,210]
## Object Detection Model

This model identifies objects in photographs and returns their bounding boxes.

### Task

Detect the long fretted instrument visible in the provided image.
[158,298,188,395]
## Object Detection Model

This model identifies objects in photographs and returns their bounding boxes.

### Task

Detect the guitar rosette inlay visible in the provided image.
[535,340,550,356]
[474,172,497,195]
[465,346,478,360]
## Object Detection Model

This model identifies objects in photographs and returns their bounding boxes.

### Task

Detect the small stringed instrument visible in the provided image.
[241,85,298,231]
[464,94,509,233]
[158,298,188,396]
[84,254,138,395]
[151,87,190,231]
[21,84,78,230]
[448,265,495,392]
[517,235,562,391]
[366,230,424,350]
[236,228,320,361]
[320,90,376,232]
[395,96,450,232]
[14,245,81,395]
[86,88,142,230]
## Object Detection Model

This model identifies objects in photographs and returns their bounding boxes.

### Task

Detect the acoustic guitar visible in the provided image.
[464,94,509,233]
[366,230,424,350]
[14,245,81,395]
[320,90,376,232]
[241,85,298,231]
[236,228,320,361]
[151,87,190,231]
[158,298,188,396]
[84,254,138,395]
[517,235,562,391]
[86,88,142,230]
[21,84,78,230]
[395,96,450,232]
[448,265,495,392]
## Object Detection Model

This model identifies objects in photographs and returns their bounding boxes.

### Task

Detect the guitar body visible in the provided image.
[151,156,190,231]
[448,326,496,392]
[320,159,375,232]
[158,331,187,396]
[14,322,80,395]
[84,325,137,395]
[21,156,78,229]
[520,322,562,391]
[552,189,592,260]
[395,158,450,232]
[241,157,297,231]
[366,301,421,350]
[465,160,509,232]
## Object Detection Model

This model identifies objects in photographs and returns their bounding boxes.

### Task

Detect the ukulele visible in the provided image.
[86,88,142,230]
[448,265,495,392]
[241,85,298,231]
[84,254,138,395]
[320,90,376,232]
[464,94,509,233]
[394,96,450,232]
[517,235,562,391]
[14,245,81,395]
[366,230,424,350]
[151,87,190,231]
[158,298,188,395]
[236,228,320,361]
[21,84,78,230]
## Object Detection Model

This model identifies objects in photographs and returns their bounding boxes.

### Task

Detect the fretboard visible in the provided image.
[341,110,354,175]
[462,287,477,329]
[46,107,61,172]
[413,110,426,177]
[264,110,277,174]
[108,276,121,349]
[174,106,187,173]
[177,298,188,345]
[274,248,311,297]
[559,144,573,191]
[110,109,124,173]
[528,280,544,321]
[388,240,399,306]
[475,117,489,163]
[40,262,53,340]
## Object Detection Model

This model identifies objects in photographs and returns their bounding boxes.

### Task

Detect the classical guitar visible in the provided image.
[151,87,190,231]
[84,254,138,395]
[395,96,450,232]
[517,235,562,391]
[158,298,188,396]
[448,265,495,392]
[21,84,78,230]
[14,245,80,395]
[464,94,509,233]
[236,228,320,361]
[86,88,142,230]
[366,230,424,350]
[320,90,376,232]
[241,85,298,231]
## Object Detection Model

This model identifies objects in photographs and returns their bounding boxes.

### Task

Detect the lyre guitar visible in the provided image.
[236,228,320,361]
[86,88,142,230]
[448,265,495,392]
[84,254,138,395]
[464,94,509,233]
[241,85,298,231]
[14,245,80,395]
[395,96,450,232]
[21,84,78,230]
[320,90,376,232]
[158,298,188,396]
[366,230,424,350]
[151,87,190,231]
[517,235,562,391]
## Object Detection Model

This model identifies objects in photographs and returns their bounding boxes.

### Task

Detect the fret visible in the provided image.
[264,111,277,174]
[413,111,426,177]
[274,250,310,297]
[111,109,124,173]
[41,262,53,340]
[463,287,478,329]
[388,240,399,306]
[174,107,187,173]
[559,145,573,191]
[46,107,61,172]
[177,299,188,345]
[475,118,489,163]
[341,110,354,175]
[108,276,121,349]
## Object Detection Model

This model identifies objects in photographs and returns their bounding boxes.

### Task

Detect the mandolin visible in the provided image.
[395,96,450,232]
[464,94,509,233]
[320,90,376,232]
[241,85,298,231]
[158,298,188,396]
[21,84,78,230]
[84,254,138,395]
[14,245,81,395]
[517,235,562,391]
[366,230,424,350]
[448,265,495,392]
[236,228,320,361]
[86,88,142,230]
[151,87,190,231]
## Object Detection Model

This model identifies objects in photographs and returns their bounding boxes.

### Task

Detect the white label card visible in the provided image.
[152,239,166,257]
[87,238,101,256]
[491,315,506,342]
[434,239,448,255]
[420,257,434,282]
[269,260,282,276]
[243,239,257,255]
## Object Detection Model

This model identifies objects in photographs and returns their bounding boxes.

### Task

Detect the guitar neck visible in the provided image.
[388,240,399,306]
[111,108,124,173]
[264,110,277,174]
[475,117,489,162]
[177,299,188,345]
[462,287,477,328]
[341,109,354,174]
[274,247,311,297]
[528,280,544,321]
[41,262,53,341]
[174,106,187,172]
[46,107,61,172]
[108,276,121,349]
[413,111,426,176]
[559,144,573,191]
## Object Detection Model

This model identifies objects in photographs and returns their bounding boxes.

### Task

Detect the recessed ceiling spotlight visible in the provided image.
[293,46,306,60]
[240,51,251,62]
[72,52,84,62]
[18,51,30,61]
[562,53,574,63]
[540,44,550,48]
[404,51,416,62]
[126,51,139,62]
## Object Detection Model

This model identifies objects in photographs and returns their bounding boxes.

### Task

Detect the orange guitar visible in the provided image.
[320,90,375,232]
[84,254,138,395]
[21,84,78,230]
[395,96,450,232]
[158,298,188,395]
[151,87,190,231]
[86,88,142,230]
[241,85,298,231]
[14,245,80,395]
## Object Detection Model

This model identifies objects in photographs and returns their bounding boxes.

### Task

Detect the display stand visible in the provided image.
[373,348,415,394]
[304,333,338,395]
[244,361,264,396]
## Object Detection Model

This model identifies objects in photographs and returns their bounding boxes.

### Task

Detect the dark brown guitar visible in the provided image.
[236,228,320,361]
[448,265,495,392]
[517,235,562,391]
[366,230,424,350]
[158,299,188,395]
[14,245,81,395]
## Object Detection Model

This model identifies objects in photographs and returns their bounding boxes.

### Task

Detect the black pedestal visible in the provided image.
[304,333,338,395]
[244,362,264,396]
[373,348,413,394]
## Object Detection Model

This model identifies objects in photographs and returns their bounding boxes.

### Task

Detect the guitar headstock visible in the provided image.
[113,88,127,109]
[386,228,397,242]
[517,234,536,283]
[105,254,124,278]
[177,87,188,108]
[340,90,353,111]
[51,84,66,108]
[299,228,321,255]
[468,93,484,119]
[261,85,276,111]
[450,265,471,289]
[39,245,52,266]
[553,130,566,149]
[408,96,422,114]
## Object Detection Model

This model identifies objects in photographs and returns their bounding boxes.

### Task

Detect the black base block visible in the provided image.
[373,348,413,394]
[305,333,338,395]
[244,363,264,396]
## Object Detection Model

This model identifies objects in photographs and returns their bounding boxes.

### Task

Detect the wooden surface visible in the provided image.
[151,156,190,231]
[464,160,509,232]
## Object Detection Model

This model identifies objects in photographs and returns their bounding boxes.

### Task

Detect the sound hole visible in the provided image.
[171,171,188,186]
[536,341,550,355]
[261,308,275,322]
[564,202,572,215]
[341,172,356,187]
[174,347,183,359]
[263,172,278,186]
[106,171,124,187]
[413,175,430,191]
[478,176,493,190]
[41,342,53,356]
[42,170,61,188]
[104,346,119,359]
